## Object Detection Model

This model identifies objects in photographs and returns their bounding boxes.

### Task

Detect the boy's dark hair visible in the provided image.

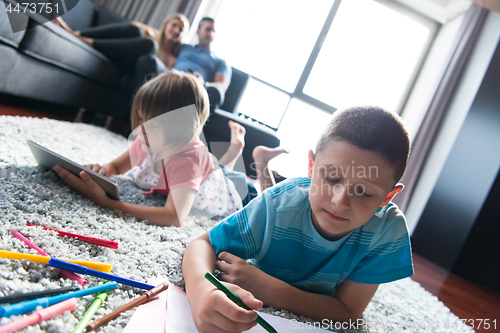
[198,17,215,30]
[316,106,410,183]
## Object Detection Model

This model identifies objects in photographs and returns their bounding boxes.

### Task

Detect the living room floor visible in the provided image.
[1,97,499,333]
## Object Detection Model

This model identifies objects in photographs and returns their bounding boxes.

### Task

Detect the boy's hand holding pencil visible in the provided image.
[188,274,264,333]
[204,272,277,333]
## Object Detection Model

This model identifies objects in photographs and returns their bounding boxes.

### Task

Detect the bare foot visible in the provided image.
[252,146,289,165]
[252,146,289,192]
[132,20,159,39]
[228,120,246,150]
[52,17,74,34]
[51,17,94,46]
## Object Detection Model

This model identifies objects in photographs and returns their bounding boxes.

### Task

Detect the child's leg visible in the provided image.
[252,146,289,192]
[218,121,245,171]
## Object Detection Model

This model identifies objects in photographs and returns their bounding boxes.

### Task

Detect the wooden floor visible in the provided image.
[0,95,131,136]
[1,99,499,333]
[0,102,76,122]
[412,254,500,333]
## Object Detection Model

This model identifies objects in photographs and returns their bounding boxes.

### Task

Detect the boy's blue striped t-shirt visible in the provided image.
[209,177,413,296]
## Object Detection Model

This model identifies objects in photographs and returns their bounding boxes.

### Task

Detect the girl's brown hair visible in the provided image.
[130,71,209,146]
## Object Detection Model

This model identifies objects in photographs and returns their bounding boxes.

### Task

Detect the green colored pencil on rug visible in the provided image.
[72,291,109,333]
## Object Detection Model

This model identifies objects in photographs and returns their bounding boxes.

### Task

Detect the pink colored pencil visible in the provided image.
[0,298,77,333]
[11,230,87,286]
[26,223,118,249]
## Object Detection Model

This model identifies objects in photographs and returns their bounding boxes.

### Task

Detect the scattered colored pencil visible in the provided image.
[11,230,87,286]
[26,223,118,249]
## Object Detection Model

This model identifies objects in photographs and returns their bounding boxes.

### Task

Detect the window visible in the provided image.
[303,0,431,112]
[272,99,332,178]
[211,0,437,177]
[213,0,334,93]
[236,78,290,129]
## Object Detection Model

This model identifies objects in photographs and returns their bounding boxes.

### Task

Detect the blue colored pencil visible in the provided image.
[47,258,155,290]
[0,282,117,318]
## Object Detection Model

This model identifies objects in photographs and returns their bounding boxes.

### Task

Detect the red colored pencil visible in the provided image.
[26,223,118,249]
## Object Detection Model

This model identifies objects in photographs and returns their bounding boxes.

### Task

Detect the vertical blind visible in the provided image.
[90,0,203,27]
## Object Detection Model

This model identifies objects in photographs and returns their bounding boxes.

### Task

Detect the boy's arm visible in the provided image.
[182,233,263,333]
[53,167,195,227]
[268,278,378,322]
[216,252,378,322]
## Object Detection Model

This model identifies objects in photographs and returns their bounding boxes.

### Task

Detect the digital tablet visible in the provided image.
[27,140,120,200]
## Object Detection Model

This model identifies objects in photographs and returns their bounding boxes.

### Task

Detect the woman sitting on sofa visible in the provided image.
[54,14,189,91]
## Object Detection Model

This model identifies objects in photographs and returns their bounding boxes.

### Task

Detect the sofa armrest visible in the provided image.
[203,109,280,178]
[0,2,28,47]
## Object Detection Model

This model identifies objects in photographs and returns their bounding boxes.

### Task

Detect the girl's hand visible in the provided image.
[83,163,116,176]
[53,165,113,208]
[216,252,270,297]
[190,281,262,333]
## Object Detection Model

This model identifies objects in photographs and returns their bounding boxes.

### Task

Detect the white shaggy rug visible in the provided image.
[0,115,474,333]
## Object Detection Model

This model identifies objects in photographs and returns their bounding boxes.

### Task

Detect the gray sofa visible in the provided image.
[0,0,132,120]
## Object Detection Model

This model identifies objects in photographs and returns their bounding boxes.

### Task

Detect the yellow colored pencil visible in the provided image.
[0,250,112,272]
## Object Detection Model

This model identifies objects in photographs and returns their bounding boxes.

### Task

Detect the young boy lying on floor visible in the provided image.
[182,105,413,332]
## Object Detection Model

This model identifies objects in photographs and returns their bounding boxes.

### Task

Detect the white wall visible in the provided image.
[405,10,500,234]
[401,12,465,139]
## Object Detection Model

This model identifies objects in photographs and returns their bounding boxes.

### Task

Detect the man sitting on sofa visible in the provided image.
[135,17,230,111]
[173,17,231,109]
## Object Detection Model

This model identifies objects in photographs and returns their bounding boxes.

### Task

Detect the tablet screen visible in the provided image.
[27,140,120,200]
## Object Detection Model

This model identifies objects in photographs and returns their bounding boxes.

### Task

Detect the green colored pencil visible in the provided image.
[72,291,109,333]
[205,272,277,333]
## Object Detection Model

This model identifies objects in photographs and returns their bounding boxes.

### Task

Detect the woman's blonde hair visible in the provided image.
[130,71,209,146]
[156,13,190,57]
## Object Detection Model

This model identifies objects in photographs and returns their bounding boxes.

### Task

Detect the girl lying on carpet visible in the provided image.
[53,71,287,227]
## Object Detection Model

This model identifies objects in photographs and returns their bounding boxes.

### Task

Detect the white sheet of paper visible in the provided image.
[165,284,330,332]
[165,284,197,332]
[123,278,169,333]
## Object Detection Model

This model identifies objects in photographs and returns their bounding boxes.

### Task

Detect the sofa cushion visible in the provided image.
[0,0,131,119]
[19,19,121,87]
[0,46,130,117]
